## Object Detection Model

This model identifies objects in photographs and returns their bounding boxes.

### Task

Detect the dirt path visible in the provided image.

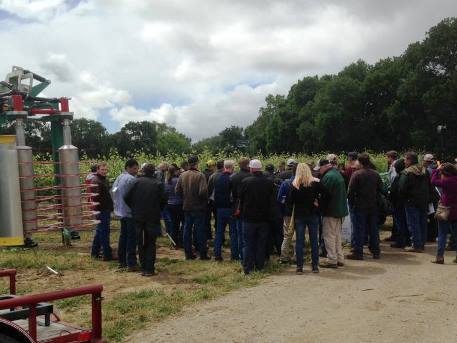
[128,242,457,343]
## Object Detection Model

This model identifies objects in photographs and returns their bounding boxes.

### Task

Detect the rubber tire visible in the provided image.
[0,333,20,343]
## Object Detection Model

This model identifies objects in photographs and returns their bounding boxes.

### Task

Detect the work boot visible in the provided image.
[431,256,444,264]
[346,253,363,261]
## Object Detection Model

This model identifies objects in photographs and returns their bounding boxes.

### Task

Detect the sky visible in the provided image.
[1,0,456,141]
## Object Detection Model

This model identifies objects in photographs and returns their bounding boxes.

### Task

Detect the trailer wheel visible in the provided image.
[0,333,20,343]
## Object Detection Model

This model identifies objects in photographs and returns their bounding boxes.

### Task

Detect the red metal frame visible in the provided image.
[0,282,103,342]
[11,94,24,111]
[0,269,16,294]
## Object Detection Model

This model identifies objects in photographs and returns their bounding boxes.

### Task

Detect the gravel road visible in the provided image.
[128,242,457,343]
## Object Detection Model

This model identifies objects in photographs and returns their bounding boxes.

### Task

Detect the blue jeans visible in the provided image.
[242,222,269,274]
[393,207,410,247]
[118,217,137,267]
[437,220,457,257]
[352,210,379,257]
[184,210,207,258]
[161,210,173,235]
[405,207,427,250]
[214,208,238,259]
[295,215,319,268]
[235,218,244,260]
[91,211,112,259]
[165,204,184,246]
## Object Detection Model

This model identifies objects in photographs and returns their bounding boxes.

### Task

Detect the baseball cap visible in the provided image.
[326,154,338,164]
[206,159,216,167]
[313,159,331,171]
[347,152,358,160]
[249,159,262,169]
[423,154,434,162]
[287,158,297,167]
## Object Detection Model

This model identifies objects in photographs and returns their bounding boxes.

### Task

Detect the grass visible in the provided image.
[0,228,284,342]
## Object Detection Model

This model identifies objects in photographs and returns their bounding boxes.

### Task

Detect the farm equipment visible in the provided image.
[0,66,98,247]
[0,269,103,342]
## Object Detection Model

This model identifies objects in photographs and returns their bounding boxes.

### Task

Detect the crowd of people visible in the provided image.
[86,150,457,276]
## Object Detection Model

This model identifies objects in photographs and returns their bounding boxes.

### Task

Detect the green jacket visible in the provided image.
[321,168,349,218]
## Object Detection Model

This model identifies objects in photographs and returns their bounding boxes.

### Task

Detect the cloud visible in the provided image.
[0,0,456,141]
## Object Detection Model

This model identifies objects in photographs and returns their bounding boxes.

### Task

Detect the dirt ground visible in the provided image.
[128,240,457,343]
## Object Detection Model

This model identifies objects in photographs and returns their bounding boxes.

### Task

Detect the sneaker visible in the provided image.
[346,253,363,261]
[384,236,395,242]
[373,254,380,260]
[319,262,338,269]
[185,255,197,260]
[141,271,156,277]
[296,267,304,274]
[200,255,211,260]
[279,259,290,264]
[215,256,223,262]
[127,265,140,272]
[453,257,457,264]
[337,262,345,267]
[312,266,319,273]
[431,257,444,265]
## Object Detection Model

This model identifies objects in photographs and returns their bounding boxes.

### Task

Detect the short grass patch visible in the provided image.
[0,229,283,342]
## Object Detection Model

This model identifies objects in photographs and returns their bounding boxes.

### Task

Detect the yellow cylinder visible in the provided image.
[0,135,24,246]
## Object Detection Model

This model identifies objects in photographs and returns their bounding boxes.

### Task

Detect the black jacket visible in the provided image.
[399,165,431,211]
[92,174,113,212]
[239,172,274,223]
[231,169,251,202]
[286,181,326,217]
[124,175,167,223]
[347,168,383,214]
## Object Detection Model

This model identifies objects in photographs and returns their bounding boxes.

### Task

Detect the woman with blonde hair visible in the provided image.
[287,163,326,273]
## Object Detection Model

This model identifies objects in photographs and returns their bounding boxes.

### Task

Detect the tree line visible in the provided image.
[0,119,191,158]
[244,18,457,159]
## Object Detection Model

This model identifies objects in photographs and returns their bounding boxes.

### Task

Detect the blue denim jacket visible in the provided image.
[277,176,294,216]
[112,172,136,218]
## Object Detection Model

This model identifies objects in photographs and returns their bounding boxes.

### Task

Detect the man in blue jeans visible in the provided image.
[239,159,274,274]
[175,156,209,260]
[230,157,251,260]
[347,153,384,260]
[212,160,237,261]
[399,152,431,252]
[112,159,139,271]
[90,162,114,261]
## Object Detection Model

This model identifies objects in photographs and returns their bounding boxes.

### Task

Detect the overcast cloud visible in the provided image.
[1,0,456,140]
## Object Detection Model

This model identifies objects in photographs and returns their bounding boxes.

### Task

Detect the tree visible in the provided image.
[113,121,159,156]
[71,118,109,158]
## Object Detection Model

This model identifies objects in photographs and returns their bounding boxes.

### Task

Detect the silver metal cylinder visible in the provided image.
[15,118,26,146]
[17,146,37,233]
[0,135,24,246]
[62,119,72,146]
[59,144,82,228]
[15,118,37,234]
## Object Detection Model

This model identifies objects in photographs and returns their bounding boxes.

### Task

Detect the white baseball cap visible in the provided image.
[286,158,297,167]
[423,154,434,162]
[248,159,262,169]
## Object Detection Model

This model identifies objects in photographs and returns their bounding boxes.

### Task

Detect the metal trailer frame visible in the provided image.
[0,269,103,343]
